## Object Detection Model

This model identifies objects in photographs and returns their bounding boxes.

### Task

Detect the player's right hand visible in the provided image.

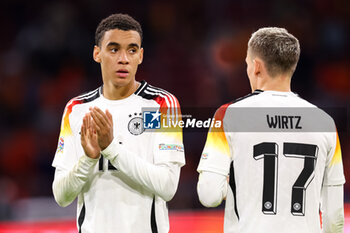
[81,113,101,159]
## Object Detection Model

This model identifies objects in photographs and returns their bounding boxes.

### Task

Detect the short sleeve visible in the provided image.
[323,131,346,186]
[52,101,79,170]
[197,104,232,176]
[153,96,185,166]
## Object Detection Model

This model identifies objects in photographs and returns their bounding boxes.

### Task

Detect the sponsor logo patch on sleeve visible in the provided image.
[201,153,208,159]
[57,137,64,153]
[159,143,184,152]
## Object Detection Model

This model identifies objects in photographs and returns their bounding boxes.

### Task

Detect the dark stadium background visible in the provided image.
[0,0,349,224]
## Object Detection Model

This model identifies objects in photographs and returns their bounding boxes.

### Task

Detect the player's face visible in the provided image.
[245,50,257,92]
[93,29,143,88]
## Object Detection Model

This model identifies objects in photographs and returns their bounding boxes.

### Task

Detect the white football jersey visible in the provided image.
[197,90,345,233]
[52,81,185,233]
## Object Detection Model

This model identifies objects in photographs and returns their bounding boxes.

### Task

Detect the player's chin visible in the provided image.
[112,76,131,87]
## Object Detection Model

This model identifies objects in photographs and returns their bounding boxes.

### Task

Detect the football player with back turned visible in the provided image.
[197,27,345,233]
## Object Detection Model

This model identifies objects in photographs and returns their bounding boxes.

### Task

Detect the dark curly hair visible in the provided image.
[95,13,143,46]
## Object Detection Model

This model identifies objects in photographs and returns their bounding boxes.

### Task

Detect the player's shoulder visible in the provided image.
[298,95,337,127]
[135,80,180,108]
[212,90,263,120]
[72,87,101,103]
[290,93,317,107]
[226,89,264,108]
[59,87,101,130]
[64,87,101,112]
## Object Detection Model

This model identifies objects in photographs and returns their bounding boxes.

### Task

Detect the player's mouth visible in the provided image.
[116,69,129,78]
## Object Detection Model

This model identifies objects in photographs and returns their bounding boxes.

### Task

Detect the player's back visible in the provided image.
[224,90,339,233]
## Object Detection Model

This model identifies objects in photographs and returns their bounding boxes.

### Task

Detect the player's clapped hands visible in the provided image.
[81,113,100,159]
[81,107,114,158]
[89,107,114,150]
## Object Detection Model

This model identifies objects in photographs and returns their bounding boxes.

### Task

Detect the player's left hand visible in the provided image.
[90,107,114,150]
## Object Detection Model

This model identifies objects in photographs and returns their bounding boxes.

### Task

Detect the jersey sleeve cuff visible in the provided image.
[197,166,229,176]
[81,154,100,165]
[101,138,120,161]
[76,155,100,177]
[323,177,346,186]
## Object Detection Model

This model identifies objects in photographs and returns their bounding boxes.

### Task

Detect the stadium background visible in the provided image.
[0,0,349,231]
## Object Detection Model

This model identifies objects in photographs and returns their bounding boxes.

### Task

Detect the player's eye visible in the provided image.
[129,48,137,54]
[111,48,118,53]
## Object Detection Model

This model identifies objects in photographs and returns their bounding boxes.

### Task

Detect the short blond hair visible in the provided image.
[248,27,300,77]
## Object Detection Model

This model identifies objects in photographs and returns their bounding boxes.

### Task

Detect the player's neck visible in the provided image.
[257,75,291,92]
[103,81,140,100]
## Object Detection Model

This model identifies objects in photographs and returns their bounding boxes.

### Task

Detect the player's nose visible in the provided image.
[117,51,129,64]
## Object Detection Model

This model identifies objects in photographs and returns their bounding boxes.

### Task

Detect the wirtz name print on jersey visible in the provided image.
[266,115,302,129]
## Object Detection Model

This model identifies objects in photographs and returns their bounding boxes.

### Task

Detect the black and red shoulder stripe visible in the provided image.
[61,88,100,136]
[135,81,180,110]
[233,89,263,104]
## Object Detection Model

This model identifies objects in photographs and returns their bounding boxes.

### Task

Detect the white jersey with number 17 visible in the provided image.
[197,90,345,233]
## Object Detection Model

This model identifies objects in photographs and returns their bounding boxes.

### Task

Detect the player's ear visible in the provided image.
[93,45,101,63]
[253,58,261,76]
[138,47,144,65]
